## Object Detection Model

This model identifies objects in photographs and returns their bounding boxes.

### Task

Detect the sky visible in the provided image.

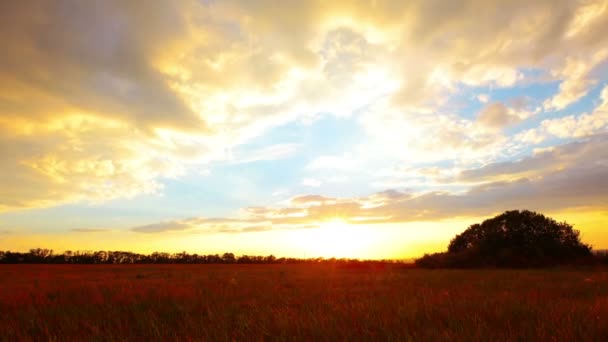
[1,0,608,259]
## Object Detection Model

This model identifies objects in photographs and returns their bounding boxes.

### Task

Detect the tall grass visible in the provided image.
[1,265,607,341]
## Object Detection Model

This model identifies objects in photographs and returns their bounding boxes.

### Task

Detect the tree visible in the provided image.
[221,253,236,264]
[417,210,592,268]
[28,248,53,263]
[264,255,276,264]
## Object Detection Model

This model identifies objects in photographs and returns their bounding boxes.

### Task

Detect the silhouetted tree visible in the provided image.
[28,248,53,263]
[237,255,252,263]
[417,210,593,268]
[221,253,236,264]
[264,255,276,264]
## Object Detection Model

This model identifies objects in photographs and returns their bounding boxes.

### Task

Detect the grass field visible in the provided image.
[1,264,607,341]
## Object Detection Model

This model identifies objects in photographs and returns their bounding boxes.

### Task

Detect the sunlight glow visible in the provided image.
[295,218,380,258]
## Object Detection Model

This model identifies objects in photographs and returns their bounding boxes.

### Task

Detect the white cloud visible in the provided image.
[543,49,608,111]
[477,94,490,103]
[523,85,608,143]
[542,112,608,138]
[358,99,504,166]
[306,154,357,170]
[302,178,322,187]
[232,143,300,164]
[326,176,349,183]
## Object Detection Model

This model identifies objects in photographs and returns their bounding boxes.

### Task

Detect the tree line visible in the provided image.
[0,248,399,265]
[4,210,604,268]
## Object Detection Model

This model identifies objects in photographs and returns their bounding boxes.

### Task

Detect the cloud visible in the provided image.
[2,0,608,212]
[477,94,490,103]
[542,112,608,138]
[326,176,349,183]
[0,1,203,131]
[131,216,306,234]
[232,143,300,164]
[70,228,112,233]
[306,154,357,170]
[358,100,502,165]
[543,48,608,111]
[301,178,322,187]
[526,85,608,142]
[0,1,217,211]
[565,0,608,39]
[290,195,336,206]
[0,115,183,211]
[132,134,608,233]
[457,134,608,182]
[131,221,192,233]
[477,102,521,129]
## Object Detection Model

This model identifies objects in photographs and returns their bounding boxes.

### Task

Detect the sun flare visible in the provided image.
[295,218,380,259]
[320,218,349,232]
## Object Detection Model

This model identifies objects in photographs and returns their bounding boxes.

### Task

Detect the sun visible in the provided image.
[321,218,349,233]
[296,218,379,259]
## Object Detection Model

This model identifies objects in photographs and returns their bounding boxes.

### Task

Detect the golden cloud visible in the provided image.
[1,0,608,211]
[132,133,608,234]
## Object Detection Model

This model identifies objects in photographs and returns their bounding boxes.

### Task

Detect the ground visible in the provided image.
[1,264,607,341]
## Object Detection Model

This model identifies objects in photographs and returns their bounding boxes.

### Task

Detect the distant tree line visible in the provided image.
[594,250,608,265]
[0,249,400,265]
[416,210,602,268]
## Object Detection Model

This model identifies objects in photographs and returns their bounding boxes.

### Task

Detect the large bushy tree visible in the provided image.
[417,210,592,268]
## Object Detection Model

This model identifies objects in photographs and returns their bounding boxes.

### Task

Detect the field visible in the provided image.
[1,264,607,341]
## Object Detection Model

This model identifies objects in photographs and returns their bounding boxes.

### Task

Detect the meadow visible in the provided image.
[1,264,607,341]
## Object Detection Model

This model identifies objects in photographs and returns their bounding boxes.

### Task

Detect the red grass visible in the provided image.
[1,264,607,341]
